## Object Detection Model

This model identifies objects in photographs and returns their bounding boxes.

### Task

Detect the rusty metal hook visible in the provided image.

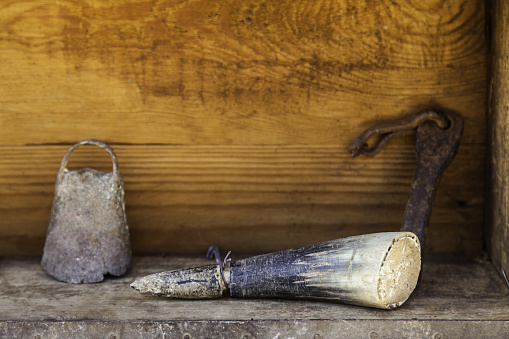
[349,110,450,157]
[350,109,463,249]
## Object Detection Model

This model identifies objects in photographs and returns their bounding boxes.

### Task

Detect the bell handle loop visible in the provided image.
[56,139,119,183]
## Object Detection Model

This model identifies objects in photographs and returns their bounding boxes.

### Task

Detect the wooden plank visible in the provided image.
[0,255,508,338]
[0,0,487,145]
[0,0,488,256]
[488,0,509,287]
[0,144,483,256]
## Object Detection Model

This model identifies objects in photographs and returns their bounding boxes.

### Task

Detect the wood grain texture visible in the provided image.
[488,0,509,281]
[0,0,486,145]
[0,0,487,255]
[0,144,483,256]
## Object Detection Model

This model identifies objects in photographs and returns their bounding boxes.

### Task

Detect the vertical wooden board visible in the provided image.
[489,0,509,279]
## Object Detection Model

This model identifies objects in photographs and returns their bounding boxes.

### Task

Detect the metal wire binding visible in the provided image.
[206,245,230,290]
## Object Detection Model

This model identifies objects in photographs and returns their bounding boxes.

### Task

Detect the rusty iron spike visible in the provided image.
[350,109,463,248]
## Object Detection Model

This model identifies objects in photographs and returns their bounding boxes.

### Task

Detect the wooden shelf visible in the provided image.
[1,254,508,338]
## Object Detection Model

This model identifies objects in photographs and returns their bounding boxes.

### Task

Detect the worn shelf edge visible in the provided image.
[2,319,509,339]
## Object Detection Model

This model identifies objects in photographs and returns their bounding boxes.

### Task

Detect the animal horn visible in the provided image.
[131,232,421,310]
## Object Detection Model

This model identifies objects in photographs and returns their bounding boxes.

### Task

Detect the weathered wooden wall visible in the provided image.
[488,0,509,280]
[0,0,487,256]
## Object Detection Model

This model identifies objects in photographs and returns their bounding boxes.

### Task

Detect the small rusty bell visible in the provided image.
[41,139,131,283]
